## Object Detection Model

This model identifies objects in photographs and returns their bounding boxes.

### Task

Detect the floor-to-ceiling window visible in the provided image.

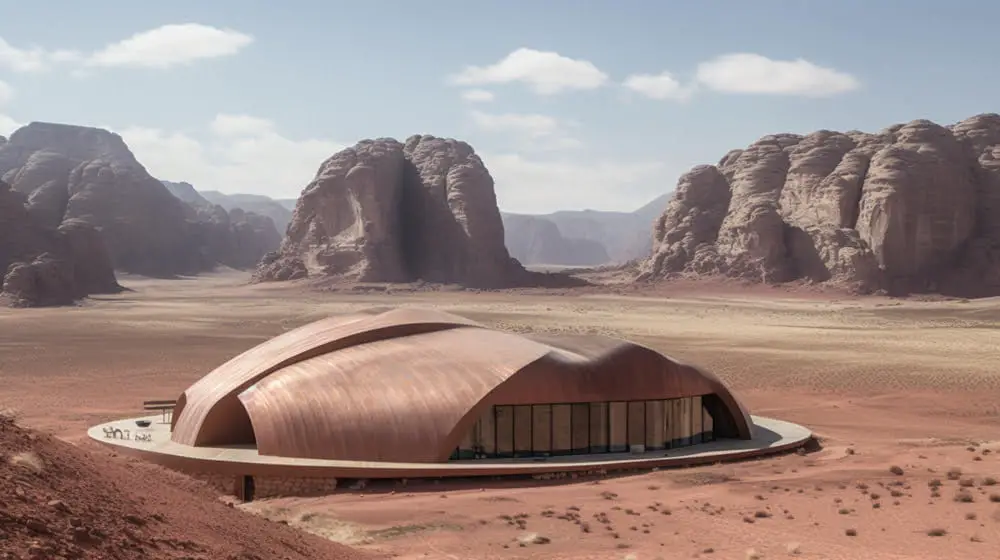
[552,404,572,455]
[609,401,627,453]
[532,404,551,455]
[453,396,721,460]
[589,402,609,454]
[495,405,514,458]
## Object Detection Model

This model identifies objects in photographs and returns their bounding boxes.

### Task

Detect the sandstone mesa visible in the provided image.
[254,134,549,288]
[640,113,1000,297]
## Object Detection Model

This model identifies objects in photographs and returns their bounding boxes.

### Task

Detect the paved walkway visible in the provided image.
[88,415,811,478]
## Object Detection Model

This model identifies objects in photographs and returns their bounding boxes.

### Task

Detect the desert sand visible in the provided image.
[2,271,999,559]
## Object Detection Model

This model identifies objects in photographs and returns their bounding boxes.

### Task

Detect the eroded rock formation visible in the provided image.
[254,135,532,287]
[0,180,121,307]
[199,190,293,234]
[0,123,278,277]
[162,181,282,269]
[640,114,1000,296]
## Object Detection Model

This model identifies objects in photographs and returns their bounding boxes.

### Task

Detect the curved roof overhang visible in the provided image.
[238,327,550,462]
[170,307,483,447]
[235,328,752,463]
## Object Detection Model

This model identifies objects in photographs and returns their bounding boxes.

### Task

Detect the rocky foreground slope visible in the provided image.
[639,114,1000,297]
[0,412,370,560]
[255,135,550,288]
[0,123,279,278]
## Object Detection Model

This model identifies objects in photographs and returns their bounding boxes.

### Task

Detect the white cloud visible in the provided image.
[0,37,78,72]
[116,114,345,197]
[209,114,274,137]
[695,53,859,97]
[469,110,582,151]
[0,114,19,137]
[482,152,666,213]
[85,24,253,69]
[0,80,13,105]
[460,89,495,103]
[0,80,17,137]
[622,71,694,101]
[0,24,251,75]
[448,48,609,95]
[470,110,561,138]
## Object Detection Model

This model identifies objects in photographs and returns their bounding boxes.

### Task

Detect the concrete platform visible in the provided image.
[88,415,812,479]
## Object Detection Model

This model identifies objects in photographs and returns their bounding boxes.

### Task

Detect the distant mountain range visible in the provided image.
[501,193,670,266]
[161,182,671,267]
[162,182,295,234]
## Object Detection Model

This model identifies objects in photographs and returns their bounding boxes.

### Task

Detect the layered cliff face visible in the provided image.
[0,123,210,276]
[0,180,121,307]
[0,123,279,277]
[640,115,1000,296]
[254,135,531,287]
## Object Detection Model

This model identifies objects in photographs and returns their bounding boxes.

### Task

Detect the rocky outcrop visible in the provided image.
[0,123,210,276]
[198,190,293,234]
[640,114,1000,297]
[162,181,282,269]
[161,180,209,206]
[191,205,282,269]
[254,135,533,287]
[0,180,121,307]
[502,213,610,266]
[644,165,732,277]
[0,122,278,277]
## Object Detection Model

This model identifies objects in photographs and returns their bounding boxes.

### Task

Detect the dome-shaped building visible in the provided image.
[169,307,753,463]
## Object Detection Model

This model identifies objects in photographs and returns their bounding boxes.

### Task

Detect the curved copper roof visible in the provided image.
[170,308,752,463]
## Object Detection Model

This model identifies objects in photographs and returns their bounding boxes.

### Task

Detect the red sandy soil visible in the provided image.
[0,412,376,559]
[246,390,1000,560]
[2,272,999,559]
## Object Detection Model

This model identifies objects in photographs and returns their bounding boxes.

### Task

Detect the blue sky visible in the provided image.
[1,0,997,213]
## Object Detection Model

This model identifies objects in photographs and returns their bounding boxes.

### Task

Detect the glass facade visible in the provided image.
[451,396,716,460]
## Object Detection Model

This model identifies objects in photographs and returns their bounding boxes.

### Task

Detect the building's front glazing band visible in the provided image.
[451,396,715,460]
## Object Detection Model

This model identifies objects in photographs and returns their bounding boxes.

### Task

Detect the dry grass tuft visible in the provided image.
[954,491,975,503]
